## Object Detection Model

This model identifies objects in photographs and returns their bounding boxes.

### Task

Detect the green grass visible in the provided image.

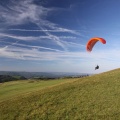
[1,69,120,120]
[0,79,72,102]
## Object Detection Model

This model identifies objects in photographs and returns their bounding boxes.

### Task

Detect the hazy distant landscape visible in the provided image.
[0,71,90,83]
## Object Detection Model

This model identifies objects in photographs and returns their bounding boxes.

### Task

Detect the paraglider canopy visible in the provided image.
[86,37,106,52]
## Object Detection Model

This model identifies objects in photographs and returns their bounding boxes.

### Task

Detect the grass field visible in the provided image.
[0,78,73,102]
[1,69,120,120]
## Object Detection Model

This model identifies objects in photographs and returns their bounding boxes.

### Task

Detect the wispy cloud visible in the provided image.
[0,40,63,52]
[0,46,74,60]
[0,46,87,60]
[0,0,49,26]
[0,33,84,49]
[0,44,119,62]
[9,28,80,34]
[0,33,50,41]
[0,33,78,41]
[0,0,85,60]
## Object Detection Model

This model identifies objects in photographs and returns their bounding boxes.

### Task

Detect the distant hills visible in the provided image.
[0,71,90,83]
[0,75,27,83]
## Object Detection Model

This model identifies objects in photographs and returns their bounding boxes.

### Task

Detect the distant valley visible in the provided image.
[0,71,90,83]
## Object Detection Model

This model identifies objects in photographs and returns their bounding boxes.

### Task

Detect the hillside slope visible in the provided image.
[0,68,120,120]
[0,79,73,102]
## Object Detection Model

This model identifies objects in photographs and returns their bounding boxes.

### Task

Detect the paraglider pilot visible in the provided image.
[95,65,99,70]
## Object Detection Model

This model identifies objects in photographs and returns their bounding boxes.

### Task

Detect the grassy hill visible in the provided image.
[0,68,120,120]
[0,79,72,102]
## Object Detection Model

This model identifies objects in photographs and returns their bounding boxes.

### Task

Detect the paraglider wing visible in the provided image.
[86,37,106,52]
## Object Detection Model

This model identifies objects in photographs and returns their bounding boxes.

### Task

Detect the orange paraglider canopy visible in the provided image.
[86,37,106,52]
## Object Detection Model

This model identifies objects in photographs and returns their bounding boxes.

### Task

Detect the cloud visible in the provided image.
[0,0,80,36]
[0,0,86,61]
[0,0,49,26]
[0,46,84,60]
[0,40,63,52]
[9,28,80,34]
[0,33,50,41]
[0,33,84,50]
[0,44,119,63]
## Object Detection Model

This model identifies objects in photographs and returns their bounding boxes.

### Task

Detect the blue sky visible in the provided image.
[0,0,120,73]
